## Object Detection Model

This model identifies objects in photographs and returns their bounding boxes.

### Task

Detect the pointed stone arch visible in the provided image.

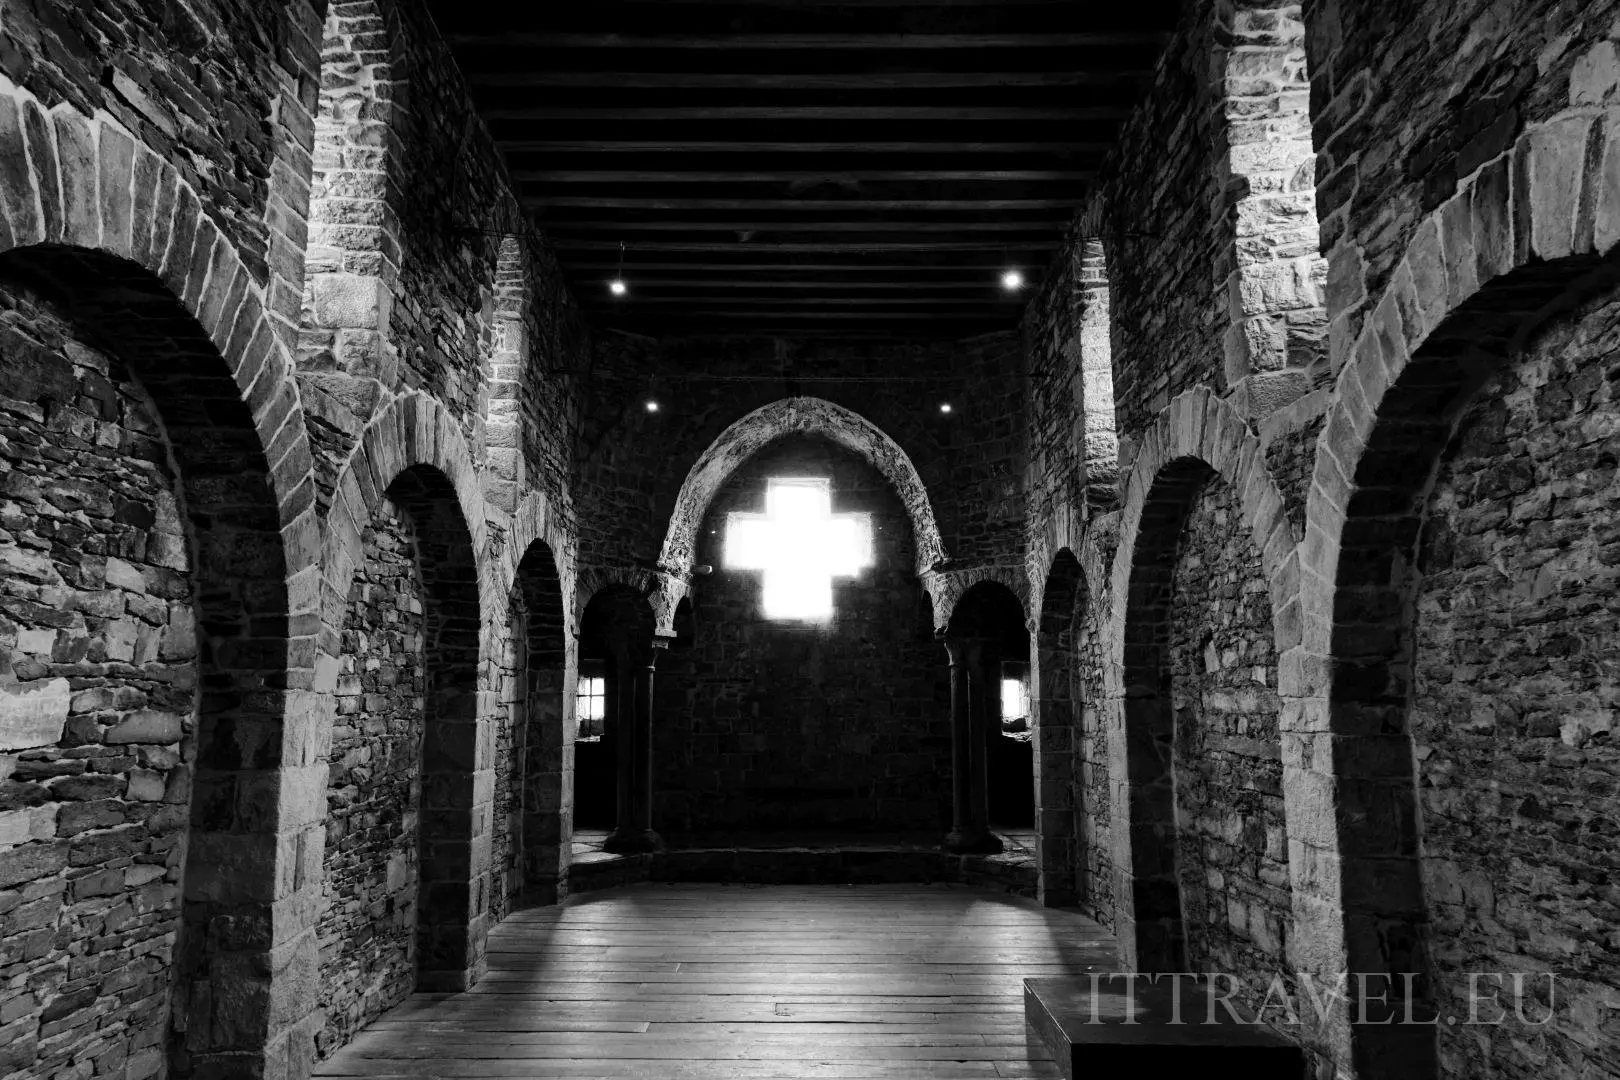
[653,397,946,632]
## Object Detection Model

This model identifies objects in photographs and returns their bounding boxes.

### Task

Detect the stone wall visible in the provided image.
[0,282,195,1080]
[316,500,423,1057]
[0,0,318,285]
[297,0,589,515]
[0,0,578,1072]
[1411,288,1620,1079]
[1169,476,1292,1014]
[1307,0,1620,374]
[654,437,950,837]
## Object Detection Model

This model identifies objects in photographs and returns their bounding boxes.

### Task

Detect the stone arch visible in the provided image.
[1297,103,1620,1079]
[311,393,495,1025]
[930,564,1029,633]
[0,80,320,1078]
[296,0,410,439]
[654,397,946,630]
[1105,388,1298,976]
[1032,548,1089,907]
[1212,0,1328,418]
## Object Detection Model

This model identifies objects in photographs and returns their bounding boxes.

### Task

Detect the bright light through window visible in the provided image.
[1001,678,1028,722]
[576,676,605,721]
[726,477,873,620]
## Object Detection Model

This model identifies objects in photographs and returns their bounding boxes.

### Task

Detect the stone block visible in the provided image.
[0,677,70,751]
[312,272,388,332]
[0,94,42,245]
[104,710,185,745]
[96,121,135,257]
[50,107,98,248]
[1525,117,1594,261]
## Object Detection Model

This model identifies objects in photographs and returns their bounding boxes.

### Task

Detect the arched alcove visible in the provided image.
[1322,258,1620,1080]
[497,538,569,911]
[317,462,481,1055]
[0,245,295,1077]
[1120,450,1292,1010]
[1034,550,1088,907]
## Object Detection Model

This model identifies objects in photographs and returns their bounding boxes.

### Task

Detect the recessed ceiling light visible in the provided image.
[645,399,659,413]
[939,403,953,415]
[1001,269,1024,291]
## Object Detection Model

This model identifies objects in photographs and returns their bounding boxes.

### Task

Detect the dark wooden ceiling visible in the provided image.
[428,0,1181,338]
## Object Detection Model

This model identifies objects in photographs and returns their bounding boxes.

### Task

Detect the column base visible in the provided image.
[943,827,1004,855]
[603,828,663,854]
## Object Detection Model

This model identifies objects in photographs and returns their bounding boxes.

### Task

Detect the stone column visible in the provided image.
[942,633,1001,854]
[604,635,662,853]
[967,637,1003,854]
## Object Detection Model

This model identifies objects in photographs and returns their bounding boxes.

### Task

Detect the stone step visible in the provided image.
[565,839,1036,897]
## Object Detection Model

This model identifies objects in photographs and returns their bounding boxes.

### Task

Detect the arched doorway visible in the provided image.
[575,585,657,853]
[943,581,1032,852]
[496,539,568,912]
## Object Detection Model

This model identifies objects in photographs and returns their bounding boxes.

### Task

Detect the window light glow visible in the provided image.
[1001,677,1028,722]
[576,676,606,721]
[726,477,873,620]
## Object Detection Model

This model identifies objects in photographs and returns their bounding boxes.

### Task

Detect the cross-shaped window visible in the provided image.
[725,477,873,620]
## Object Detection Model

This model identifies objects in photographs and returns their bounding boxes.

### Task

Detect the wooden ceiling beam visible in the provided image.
[514,169,1092,183]
[553,240,1062,251]
[527,197,1080,211]
[596,295,1018,306]
[450,32,1165,49]
[500,139,1108,153]
[570,278,1031,289]
[484,105,1130,122]
[565,261,1047,271]
[544,220,1066,233]
[469,71,1142,90]
[584,309,1000,319]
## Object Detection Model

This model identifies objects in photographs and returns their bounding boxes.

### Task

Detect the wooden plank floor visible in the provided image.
[314,883,1116,1079]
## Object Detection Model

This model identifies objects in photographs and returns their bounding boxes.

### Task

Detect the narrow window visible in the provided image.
[1001,662,1031,740]
[575,659,606,741]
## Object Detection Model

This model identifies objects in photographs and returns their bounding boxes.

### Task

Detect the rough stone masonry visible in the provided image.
[0,0,1618,1078]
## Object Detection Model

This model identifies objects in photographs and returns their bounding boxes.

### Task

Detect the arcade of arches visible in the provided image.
[0,2,1618,1079]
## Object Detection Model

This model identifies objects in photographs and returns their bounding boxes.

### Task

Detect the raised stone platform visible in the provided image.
[566,829,1037,897]
[1024,975,1305,1077]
